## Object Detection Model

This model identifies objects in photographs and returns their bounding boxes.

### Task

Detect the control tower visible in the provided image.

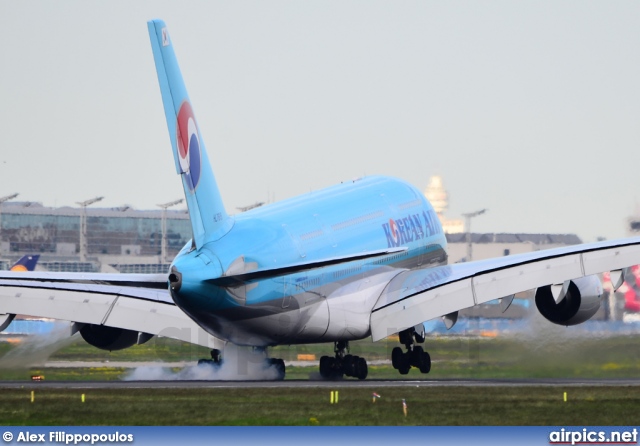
[424,176,464,234]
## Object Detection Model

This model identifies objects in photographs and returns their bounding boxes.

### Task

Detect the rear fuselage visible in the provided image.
[170,175,447,346]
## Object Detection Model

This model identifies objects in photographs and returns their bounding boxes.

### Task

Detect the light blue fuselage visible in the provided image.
[170,176,448,347]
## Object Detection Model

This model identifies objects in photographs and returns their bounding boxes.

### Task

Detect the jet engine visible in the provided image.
[79,324,151,351]
[535,275,603,326]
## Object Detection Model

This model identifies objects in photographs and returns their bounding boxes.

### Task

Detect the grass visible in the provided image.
[0,386,638,425]
[4,332,640,381]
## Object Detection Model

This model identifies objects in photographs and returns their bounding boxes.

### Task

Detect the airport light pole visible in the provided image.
[462,208,487,262]
[236,202,265,212]
[0,193,18,255]
[77,196,103,262]
[158,199,183,263]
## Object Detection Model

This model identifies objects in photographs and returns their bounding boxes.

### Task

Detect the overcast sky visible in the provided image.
[1,1,639,242]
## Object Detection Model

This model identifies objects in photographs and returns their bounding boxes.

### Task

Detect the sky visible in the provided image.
[1,1,639,243]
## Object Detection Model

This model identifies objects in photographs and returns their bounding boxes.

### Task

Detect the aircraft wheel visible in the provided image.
[197,359,217,367]
[419,351,431,374]
[398,353,411,375]
[356,357,368,380]
[391,347,403,369]
[343,354,356,377]
[319,356,332,378]
[331,357,344,379]
[411,346,424,367]
[269,358,286,380]
[412,346,431,373]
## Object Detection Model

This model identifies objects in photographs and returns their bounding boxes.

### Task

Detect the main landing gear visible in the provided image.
[319,341,368,380]
[267,357,286,380]
[197,348,286,380]
[250,347,286,380]
[391,327,431,375]
[197,348,223,367]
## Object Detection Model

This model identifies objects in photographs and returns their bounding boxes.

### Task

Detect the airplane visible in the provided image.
[1,19,639,380]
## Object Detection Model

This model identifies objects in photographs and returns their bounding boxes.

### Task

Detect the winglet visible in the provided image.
[147,20,232,248]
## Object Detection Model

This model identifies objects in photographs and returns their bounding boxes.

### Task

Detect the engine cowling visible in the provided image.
[535,275,603,326]
[80,324,146,351]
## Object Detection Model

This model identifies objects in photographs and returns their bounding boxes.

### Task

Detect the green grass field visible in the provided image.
[0,386,638,425]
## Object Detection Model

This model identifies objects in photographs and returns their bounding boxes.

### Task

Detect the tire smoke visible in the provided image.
[122,344,282,381]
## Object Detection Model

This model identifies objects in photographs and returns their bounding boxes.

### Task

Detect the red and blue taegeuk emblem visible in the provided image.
[176,101,201,191]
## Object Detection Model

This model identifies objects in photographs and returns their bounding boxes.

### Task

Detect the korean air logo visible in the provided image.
[388,219,399,245]
[382,210,442,248]
[176,102,202,191]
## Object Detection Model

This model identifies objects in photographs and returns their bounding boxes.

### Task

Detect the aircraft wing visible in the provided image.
[0,271,223,349]
[370,236,640,341]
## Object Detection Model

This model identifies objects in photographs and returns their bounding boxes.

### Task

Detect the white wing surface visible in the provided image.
[371,237,640,341]
[0,272,223,349]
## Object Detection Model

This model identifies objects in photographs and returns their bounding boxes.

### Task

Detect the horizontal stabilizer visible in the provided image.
[209,247,408,287]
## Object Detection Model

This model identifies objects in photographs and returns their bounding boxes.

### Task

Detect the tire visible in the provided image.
[419,351,431,374]
[272,358,286,380]
[411,346,424,368]
[319,355,331,379]
[197,359,214,366]
[343,354,356,377]
[391,347,403,369]
[398,353,411,375]
[356,357,368,380]
[330,356,344,379]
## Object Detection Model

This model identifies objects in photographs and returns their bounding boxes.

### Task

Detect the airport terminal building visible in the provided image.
[0,202,191,273]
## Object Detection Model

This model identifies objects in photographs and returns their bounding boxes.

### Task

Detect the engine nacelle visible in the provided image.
[535,275,603,326]
[80,324,148,351]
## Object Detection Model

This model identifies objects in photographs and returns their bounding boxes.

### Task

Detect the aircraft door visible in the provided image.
[282,224,306,259]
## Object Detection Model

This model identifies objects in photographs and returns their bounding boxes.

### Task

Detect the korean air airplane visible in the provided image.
[0,20,639,380]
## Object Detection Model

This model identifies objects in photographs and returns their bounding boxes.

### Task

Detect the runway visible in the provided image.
[2,378,640,389]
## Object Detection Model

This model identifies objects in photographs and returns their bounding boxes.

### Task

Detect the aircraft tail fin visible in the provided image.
[147,19,232,248]
[10,255,40,272]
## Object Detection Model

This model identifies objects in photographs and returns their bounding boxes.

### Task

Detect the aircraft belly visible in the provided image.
[322,270,400,341]
[184,290,331,346]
